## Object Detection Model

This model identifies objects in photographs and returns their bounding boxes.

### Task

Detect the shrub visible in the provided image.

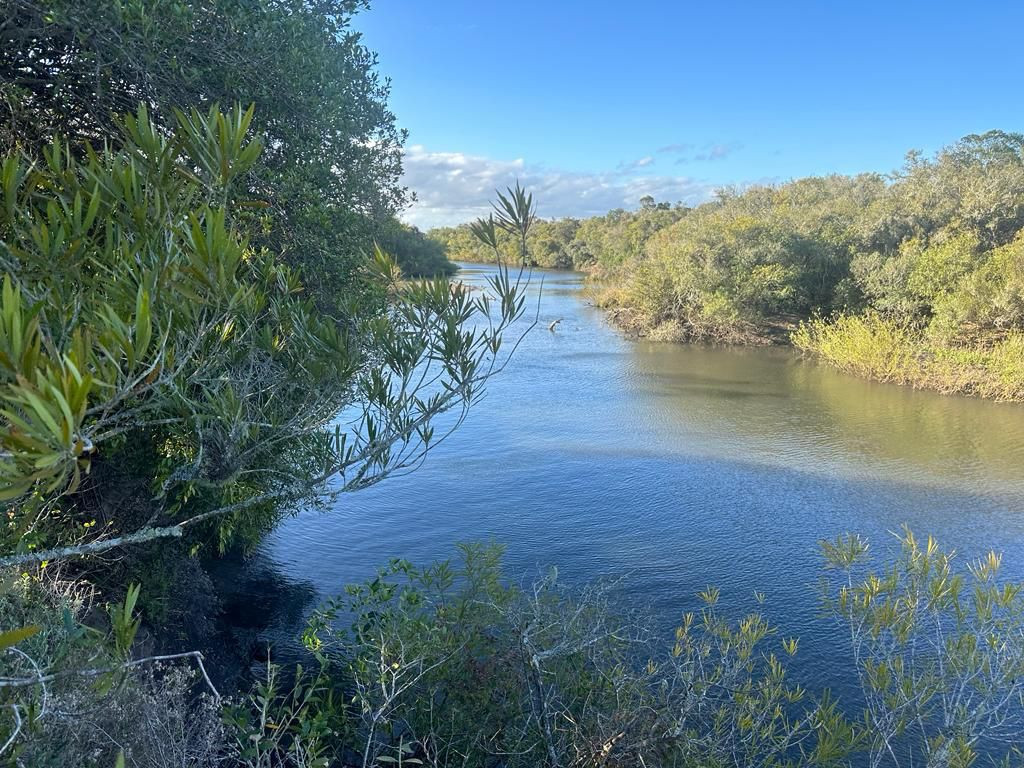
[302,543,852,768]
[794,315,1024,401]
[793,313,919,384]
[0,103,529,569]
[0,568,223,767]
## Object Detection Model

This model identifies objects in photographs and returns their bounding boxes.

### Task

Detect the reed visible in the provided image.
[794,314,1024,401]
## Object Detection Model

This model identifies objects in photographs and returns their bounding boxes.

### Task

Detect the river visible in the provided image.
[251,262,1024,701]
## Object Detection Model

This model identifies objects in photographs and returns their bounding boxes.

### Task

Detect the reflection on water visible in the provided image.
[262,262,1024,699]
[631,341,1024,493]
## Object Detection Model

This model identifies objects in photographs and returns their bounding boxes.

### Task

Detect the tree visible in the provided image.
[375,220,456,277]
[0,0,407,305]
[0,104,533,569]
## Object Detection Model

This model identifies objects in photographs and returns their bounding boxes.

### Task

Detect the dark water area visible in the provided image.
[237,262,1024,705]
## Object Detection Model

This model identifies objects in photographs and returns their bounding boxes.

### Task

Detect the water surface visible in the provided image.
[262,263,1024,696]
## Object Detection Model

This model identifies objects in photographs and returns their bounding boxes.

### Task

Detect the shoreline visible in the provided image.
[453,260,1024,403]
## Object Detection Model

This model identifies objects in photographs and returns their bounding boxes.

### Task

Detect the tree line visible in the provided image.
[432,135,1024,399]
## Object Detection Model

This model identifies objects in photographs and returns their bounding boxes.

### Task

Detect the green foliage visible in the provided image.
[374,221,456,278]
[793,313,920,384]
[928,231,1024,343]
[297,543,853,768]
[6,533,1024,767]
[430,199,688,270]
[0,624,39,651]
[593,175,887,342]
[794,315,1024,401]
[0,104,530,569]
[223,661,344,768]
[822,528,1024,767]
[260,532,1024,767]
[107,583,141,659]
[0,102,337,550]
[466,182,539,267]
[0,0,406,307]
[431,131,1024,397]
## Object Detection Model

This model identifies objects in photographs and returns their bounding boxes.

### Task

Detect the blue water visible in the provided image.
[260,263,1024,700]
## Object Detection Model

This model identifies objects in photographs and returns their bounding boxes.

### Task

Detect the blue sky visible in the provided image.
[354,1,1024,228]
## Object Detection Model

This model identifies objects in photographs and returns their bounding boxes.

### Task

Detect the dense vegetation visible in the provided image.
[1,1,1023,766]
[0,93,530,761]
[0,0,507,762]
[7,522,1024,768]
[433,138,1024,399]
[282,531,1024,768]
[0,0,453,280]
[430,196,688,271]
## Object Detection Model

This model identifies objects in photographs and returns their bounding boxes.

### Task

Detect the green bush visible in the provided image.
[793,313,919,384]
[794,315,1024,401]
[5,531,1024,767]
[0,103,528,569]
[1,0,407,308]
[255,530,1024,768]
[301,542,853,768]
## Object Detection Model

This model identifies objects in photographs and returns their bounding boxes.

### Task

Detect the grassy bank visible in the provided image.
[434,131,1024,404]
[592,281,1024,402]
[793,314,1024,401]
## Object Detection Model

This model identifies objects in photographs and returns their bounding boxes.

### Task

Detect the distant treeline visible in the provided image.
[429,196,688,271]
[430,132,1024,400]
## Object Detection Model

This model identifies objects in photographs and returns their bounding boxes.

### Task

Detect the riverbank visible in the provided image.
[793,314,1024,402]
[436,129,1024,404]
[590,282,799,346]
[589,278,1024,402]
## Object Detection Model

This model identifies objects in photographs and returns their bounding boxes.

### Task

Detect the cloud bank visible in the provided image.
[399,145,719,229]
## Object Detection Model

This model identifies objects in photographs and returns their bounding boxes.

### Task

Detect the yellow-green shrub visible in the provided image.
[795,315,1024,401]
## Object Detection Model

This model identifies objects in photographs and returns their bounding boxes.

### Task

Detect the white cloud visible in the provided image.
[673,142,744,164]
[617,155,655,171]
[694,142,741,162]
[657,143,695,154]
[400,145,718,229]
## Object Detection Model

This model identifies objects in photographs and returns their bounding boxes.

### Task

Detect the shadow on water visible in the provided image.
[248,261,1024,709]
[201,550,319,689]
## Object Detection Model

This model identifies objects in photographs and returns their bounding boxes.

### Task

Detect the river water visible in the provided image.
[258,262,1024,701]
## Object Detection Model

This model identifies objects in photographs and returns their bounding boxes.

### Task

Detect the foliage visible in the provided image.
[0,0,406,306]
[302,543,853,768]
[466,182,538,268]
[5,532,1024,767]
[280,530,1024,768]
[223,661,345,768]
[794,315,1024,401]
[374,221,455,278]
[0,104,530,570]
[621,132,1024,355]
[431,131,1024,397]
[0,567,223,767]
[430,201,688,270]
[822,528,1024,767]
[0,97,532,764]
